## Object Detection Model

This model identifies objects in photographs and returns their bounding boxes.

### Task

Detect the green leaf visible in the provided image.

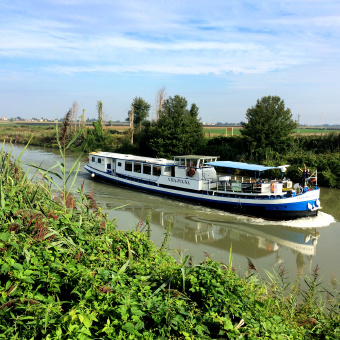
[228,243,233,272]
[66,161,81,193]
[181,267,185,292]
[85,288,92,299]
[1,263,10,274]
[12,263,23,271]
[152,279,171,296]
[22,276,34,284]
[0,183,5,210]
[0,232,10,242]
[82,315,92,328]
[123,322,136,334]
[117,259,130,275]
[37,171,62,191]
[55,120,64,157]
[23,270,34,276]
[79,326,92,336]
[131,307,144,317]
[125,236,133,262]
[66,128,83,150]
[28,162,63,180]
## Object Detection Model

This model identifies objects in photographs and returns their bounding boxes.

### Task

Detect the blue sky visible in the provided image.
[1,0,339,125]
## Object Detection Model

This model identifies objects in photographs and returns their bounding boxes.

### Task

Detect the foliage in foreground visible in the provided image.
[0,146,340,339]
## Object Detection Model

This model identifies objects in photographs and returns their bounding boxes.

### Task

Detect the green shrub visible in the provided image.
[0,127,339,338]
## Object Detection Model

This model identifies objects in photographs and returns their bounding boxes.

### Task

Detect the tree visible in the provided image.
[71,100,79,133]
[93,100,103,139]
[86,100,104,150]
[128,106,134,145]
[240,96,297,161]
[127,97,151,129]
[143,95,205,158]
[155,87,166,121]
[80,109,85,129]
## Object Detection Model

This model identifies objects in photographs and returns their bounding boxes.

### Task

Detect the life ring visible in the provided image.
[270,182,275,193]
[189,168,196,177]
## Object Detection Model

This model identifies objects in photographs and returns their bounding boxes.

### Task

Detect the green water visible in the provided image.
[9,143,340,288]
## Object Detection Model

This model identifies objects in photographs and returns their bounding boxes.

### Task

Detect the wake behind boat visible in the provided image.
[84,152,321,220]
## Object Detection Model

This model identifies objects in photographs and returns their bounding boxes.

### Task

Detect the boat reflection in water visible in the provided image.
[167,214,319,258]
[106,203,320,262]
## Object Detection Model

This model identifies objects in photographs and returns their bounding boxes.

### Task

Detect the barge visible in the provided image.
[84,153,321,220]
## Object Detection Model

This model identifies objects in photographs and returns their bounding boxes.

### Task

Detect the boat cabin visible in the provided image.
[173,155,218,177]
[88,152,295,195]
[156,155,220,190]
[88,152,174,179]
[88,152,220,191]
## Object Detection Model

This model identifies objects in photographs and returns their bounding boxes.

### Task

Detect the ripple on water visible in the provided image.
[246,211,335,229]
[197,207,335,229]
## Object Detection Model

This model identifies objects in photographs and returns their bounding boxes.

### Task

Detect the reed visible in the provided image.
[0,123,339,339]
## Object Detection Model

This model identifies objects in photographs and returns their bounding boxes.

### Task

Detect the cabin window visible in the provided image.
[153,166,161,176]
[98,158,102,164]
[134,163,141,173]
[125,161,132,172]
[180,159,186,166]
[164,166,171,175]
[92,156,95,162]
[107,164,111,169]
[143,164,151,175]
[118,162,122,167]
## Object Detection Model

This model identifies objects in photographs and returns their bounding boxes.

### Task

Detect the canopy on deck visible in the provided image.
[204,161,279,172]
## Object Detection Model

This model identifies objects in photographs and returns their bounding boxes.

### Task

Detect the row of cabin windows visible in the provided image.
[122,161,171,176]
[174,158,216,167]
[124,161,163,176]
[92,156,103,164]
[92,157,172,176]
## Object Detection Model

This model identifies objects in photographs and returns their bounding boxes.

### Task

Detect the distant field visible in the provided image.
[203,126,338,137]
[293,128,337,134]
[203,126,242,137]
[103,125,129,131]
[0,121,338,137]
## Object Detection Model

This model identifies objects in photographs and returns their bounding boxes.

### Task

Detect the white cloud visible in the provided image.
[0,0,339,123]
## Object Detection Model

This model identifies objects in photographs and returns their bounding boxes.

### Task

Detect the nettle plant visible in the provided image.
[0,111,340,339]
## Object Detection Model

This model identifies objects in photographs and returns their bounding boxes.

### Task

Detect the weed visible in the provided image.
[0,121,339,339]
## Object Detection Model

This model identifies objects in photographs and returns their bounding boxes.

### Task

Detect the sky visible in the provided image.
[0,0,339,125]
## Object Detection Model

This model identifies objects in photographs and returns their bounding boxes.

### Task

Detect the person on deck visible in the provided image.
[298,165,308,187]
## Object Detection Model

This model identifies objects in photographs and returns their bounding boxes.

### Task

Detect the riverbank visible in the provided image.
[1,123,340,188]
[0,138,339,338]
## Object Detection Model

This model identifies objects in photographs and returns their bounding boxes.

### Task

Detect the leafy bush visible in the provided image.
[0,125,339,338]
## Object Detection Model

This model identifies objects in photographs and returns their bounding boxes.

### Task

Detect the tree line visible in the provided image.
[1,94,339,188]
[75,94,338,187]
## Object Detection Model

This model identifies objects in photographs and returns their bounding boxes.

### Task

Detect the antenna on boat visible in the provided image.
[277,165,290,179]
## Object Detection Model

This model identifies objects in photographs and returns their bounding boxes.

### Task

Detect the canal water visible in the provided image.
[8,144,340,288]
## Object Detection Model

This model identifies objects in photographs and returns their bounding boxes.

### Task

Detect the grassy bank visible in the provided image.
[0,143,340,338]
[1,123,340,188]
[0,124,56,146]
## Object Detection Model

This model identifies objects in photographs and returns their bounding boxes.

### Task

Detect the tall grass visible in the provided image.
[0,118,340,339]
